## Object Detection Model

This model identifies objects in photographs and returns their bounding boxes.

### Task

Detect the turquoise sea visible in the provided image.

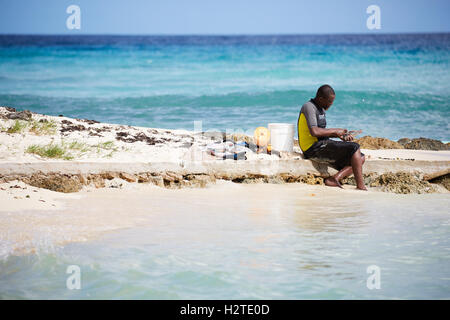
[0,34,449,140]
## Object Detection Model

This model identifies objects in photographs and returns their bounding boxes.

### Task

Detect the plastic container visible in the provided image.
[268,123,295,152]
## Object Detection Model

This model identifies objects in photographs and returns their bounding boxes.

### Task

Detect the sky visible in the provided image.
[0,0,449,35]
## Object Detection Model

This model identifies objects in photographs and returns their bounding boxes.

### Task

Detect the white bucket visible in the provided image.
[268,123,295,152]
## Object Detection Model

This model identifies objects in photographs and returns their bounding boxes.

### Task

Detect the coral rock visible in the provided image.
[400,137,449,151]
[119,172,137,183]
[28,173,83,193]
[355,136,403,149]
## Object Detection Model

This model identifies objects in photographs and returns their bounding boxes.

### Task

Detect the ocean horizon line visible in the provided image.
[1,31,449,37]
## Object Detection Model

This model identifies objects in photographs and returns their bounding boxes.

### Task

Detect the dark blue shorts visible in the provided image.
[303,139,364,171]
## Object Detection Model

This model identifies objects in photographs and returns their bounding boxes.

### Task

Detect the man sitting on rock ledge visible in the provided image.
[297,85,367,190]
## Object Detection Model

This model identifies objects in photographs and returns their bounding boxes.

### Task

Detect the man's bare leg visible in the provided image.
[351,149,367,190]
[325,154,366,189]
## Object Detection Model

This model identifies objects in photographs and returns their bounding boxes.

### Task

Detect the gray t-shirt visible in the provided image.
[301,99,327,129]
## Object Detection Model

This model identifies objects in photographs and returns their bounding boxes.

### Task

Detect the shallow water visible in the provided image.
[0,183,449,299]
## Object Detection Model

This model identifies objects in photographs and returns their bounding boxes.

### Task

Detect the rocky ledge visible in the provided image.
[0,170,448,194]
[355,136,450,151]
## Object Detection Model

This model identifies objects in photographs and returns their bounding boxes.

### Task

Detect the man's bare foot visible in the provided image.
[324,177,343,189]
[356,185,368,191]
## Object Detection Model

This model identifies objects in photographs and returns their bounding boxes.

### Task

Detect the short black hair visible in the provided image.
[316,84,335,99]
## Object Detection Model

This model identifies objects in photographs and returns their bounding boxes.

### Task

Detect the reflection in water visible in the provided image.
[289,197,368,276]
[292,198,368,233]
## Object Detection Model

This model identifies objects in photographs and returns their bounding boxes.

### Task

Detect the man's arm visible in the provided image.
[303,103,348,139]
[310,126,348,139]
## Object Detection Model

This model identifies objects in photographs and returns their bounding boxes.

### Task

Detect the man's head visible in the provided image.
[314,84,335,110]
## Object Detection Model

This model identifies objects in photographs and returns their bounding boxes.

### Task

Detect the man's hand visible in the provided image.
[341,133,354,141]
[337,129,356,141]
[335,128,348,140]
